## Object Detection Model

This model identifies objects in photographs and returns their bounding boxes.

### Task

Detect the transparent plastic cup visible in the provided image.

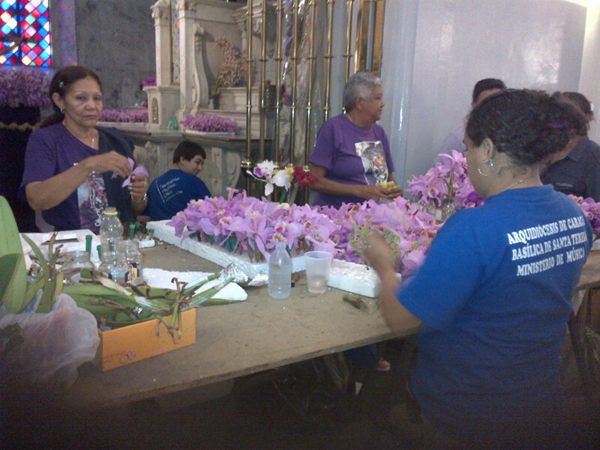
[61,250,94,283]
[304,251,333,294]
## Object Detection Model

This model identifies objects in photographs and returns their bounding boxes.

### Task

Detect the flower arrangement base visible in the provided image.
[183,129,236,137]
[94,308,196,372]
[148,221,385,297]
[97,121,149,130]
[148,220,305,277]
[327,259,386,298]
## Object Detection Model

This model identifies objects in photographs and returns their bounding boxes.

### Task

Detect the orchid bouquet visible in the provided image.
[170,189,438,276]
[169,189,338,262]
[0,67,51,109]
[408,151,600,232]
[319,198,440,276]
[569,195,600,235]
[99,109,148,123]
[246,160,318,202]
[181,114,237,133]
[119,158,150,188]
[407,150,483,219]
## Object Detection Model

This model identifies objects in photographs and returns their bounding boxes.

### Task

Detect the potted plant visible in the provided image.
[211,38,246,110]
[181,113,238,135]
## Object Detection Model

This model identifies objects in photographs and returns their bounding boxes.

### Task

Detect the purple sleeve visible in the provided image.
[309,120,335,170]
[21,130,57,187]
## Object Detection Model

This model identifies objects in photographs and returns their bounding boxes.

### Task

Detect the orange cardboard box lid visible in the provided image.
[95,308,197,371]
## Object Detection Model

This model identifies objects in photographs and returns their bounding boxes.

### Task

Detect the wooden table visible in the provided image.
[63,243,415,411]
[62,247,600,411]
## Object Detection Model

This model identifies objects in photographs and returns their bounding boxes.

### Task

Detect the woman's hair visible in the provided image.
[173,140,207,163]
[466,89,585,166]
[343,72,381,112]
[40,65,103,128]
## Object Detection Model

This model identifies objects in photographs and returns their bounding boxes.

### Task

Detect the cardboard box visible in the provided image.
[94,308,197,371]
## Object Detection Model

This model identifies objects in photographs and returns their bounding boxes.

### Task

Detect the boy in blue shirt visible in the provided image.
[146,140,211,220]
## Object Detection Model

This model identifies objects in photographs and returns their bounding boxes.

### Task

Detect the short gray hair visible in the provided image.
[343,72,382,112]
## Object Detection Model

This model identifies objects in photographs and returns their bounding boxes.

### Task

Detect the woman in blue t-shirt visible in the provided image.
[366,89,591,448]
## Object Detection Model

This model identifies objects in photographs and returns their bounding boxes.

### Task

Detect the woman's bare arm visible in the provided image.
[26,151,131,211]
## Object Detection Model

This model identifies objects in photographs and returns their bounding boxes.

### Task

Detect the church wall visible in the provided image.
[381,0,588,186]
[74,0,156,109]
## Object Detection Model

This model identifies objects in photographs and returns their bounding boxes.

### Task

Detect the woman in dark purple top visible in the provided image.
[309,72,403,208]
[21,66,149,232]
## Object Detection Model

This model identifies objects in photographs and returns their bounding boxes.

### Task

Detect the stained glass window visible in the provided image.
[0,0,52,67]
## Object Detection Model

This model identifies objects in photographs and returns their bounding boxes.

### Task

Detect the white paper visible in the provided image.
[143,268,247,301]
[20,230,101,266]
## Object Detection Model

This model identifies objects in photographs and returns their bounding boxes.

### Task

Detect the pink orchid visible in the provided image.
[120,158,149,187]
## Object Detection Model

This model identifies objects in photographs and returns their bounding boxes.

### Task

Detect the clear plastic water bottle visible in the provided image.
[116,240,143,285]
[99,207,124,280]
[268,242,292,300]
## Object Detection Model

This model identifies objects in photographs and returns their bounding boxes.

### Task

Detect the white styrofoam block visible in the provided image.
[148,220,304,278]
[148,220,392,298]
[328,259,382,298]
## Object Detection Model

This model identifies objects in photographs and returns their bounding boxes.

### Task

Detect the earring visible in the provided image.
[478,159,494,177]
[60,107,64,113]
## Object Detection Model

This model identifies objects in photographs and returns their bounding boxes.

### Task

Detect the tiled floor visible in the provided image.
[5,339,599,449]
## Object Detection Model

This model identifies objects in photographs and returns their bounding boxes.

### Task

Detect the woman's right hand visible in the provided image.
[81,151,131,178]
[359,184,398,201]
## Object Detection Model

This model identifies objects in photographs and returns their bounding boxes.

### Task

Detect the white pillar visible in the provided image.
[151,0,173,86]
[177,0,197,117]
[579,3,600,142]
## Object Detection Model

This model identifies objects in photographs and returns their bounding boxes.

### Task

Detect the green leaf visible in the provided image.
[0,196,29,313]
[0,254,19,300]
[21,234,49,273]
[0,253,29,313]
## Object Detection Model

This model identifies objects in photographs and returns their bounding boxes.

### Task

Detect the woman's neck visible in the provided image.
[345,110,373,128]
[63,119,98,148]
[486,166,542,197]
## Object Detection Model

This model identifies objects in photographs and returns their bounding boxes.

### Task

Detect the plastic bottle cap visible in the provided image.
[104,207,118,216]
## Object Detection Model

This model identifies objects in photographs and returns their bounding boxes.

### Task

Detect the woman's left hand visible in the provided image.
[130,175,148,202]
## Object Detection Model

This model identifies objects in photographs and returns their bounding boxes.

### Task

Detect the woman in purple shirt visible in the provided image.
[309,72,402,208]
[21,66,148,232]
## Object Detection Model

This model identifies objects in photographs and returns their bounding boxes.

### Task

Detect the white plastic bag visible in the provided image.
[0,293,100,390]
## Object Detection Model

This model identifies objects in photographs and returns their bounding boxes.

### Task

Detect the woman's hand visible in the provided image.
[359,185,401,201]
[129,175,149,202]
[365,232,421,332]
[81,151,132,178]
[386,186,404,199]
[364,233,396,274]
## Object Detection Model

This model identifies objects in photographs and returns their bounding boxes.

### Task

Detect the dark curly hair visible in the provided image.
[465,89,585,166]
[41,65,103,128]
